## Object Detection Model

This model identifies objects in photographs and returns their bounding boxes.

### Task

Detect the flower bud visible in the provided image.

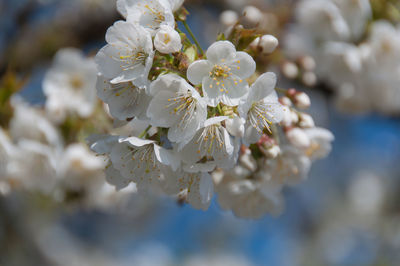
[242,6,263,25]
[279,96,292,107]
[220,10,238,27]
[302,71,317,87]
[281,107,298,127]
[299,56,316,71]
[298,113,315,128]
[282,61,299,79]
[250,34,279,54]
[154,25,182,54]
[264,145,281,158]
[294,92,311,109]
[286,128,310,149]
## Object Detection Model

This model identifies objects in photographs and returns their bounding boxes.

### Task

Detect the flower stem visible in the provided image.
[138,125,152,139]
[182,21,204,55]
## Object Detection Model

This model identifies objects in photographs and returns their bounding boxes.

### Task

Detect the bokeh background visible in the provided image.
[1,0,400,265]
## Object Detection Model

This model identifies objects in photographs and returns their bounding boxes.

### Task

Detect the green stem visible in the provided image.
[138,125,152,139]
[217,103,223,115]
[182,21,204,55]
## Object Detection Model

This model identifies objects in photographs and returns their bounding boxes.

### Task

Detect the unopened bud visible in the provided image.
[250,34,279,54]
[282,62,299,79]
[242,6,263,25]
[220,10,238,27]
[302,71,317,87]
[299,56,316,71]
[263,144,281,158]
[286,128,310,149]
[294,92,311,109]
[298,113,315,128]
[279,96,292,107]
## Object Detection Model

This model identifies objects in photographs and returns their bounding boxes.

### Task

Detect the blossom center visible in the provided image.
[249,101,273,133]
[195,125,225,156]
[166,92,197,129]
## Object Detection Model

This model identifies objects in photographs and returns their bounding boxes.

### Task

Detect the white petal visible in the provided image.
[227,51,256,78]
[248,72,277,101]
[187,60,213,85]
[206,41,236,63]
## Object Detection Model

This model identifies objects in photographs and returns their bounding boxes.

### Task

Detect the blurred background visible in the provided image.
[1,0,400,265]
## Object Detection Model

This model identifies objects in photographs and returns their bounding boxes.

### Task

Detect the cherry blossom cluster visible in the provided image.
[0,48,134,209]
[284,0,400,114]
[91,0,333,218]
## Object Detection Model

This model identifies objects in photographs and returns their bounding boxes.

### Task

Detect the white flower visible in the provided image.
[163,169,214,210]
[87,134,131,190]
[96,75,151,121]
[238,72,284,145]
[303,127,334,160]
[95,21,154,85]
[117,0,175,35]
[9,97,62,148]
[154,25,182,54]
[110,136,179,191]
[216,165,284,219]
[58,143,105,194]
[0,128,15,179]
[179,116,238,172]
[296,0,350,41]
[333,0,371,40]
[187,41,256,107]
[250,35,279,54]
[147,74,207,148]
[286,128,310,149]
[8,140,58,194]
[43,48,97,122]
[262,145,311,185]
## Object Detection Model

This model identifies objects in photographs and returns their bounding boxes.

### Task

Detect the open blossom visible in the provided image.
[58,144,105,193]
[96,75,151,121]
[95,20,154,86]
[43,48,97,122]
[110,137,179,191]
[263,145,311,185]
[147,74,207,148]
[296,0,350,42]
[179,116,238,172]
[9,97,62,148]
[163,169,214,210]
[117,0,175,35]
[187,41,256,107]
[216,165,284,219]
[154,25,182,54]
[238,72,284,145]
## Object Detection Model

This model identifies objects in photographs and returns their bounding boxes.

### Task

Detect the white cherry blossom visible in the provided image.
[96,75,151,121]
[117,0,175,35]
[216,165,284,219]
[238,72,284,145]
[179,116,238,172]
[262,145,311,185]
[110,136,179,191]
[187,41,256,107]
[43,48,97,122]
[147,74,207,148]
[163,169,214,210]
[154,25,182,54]
[95,20,154,86]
